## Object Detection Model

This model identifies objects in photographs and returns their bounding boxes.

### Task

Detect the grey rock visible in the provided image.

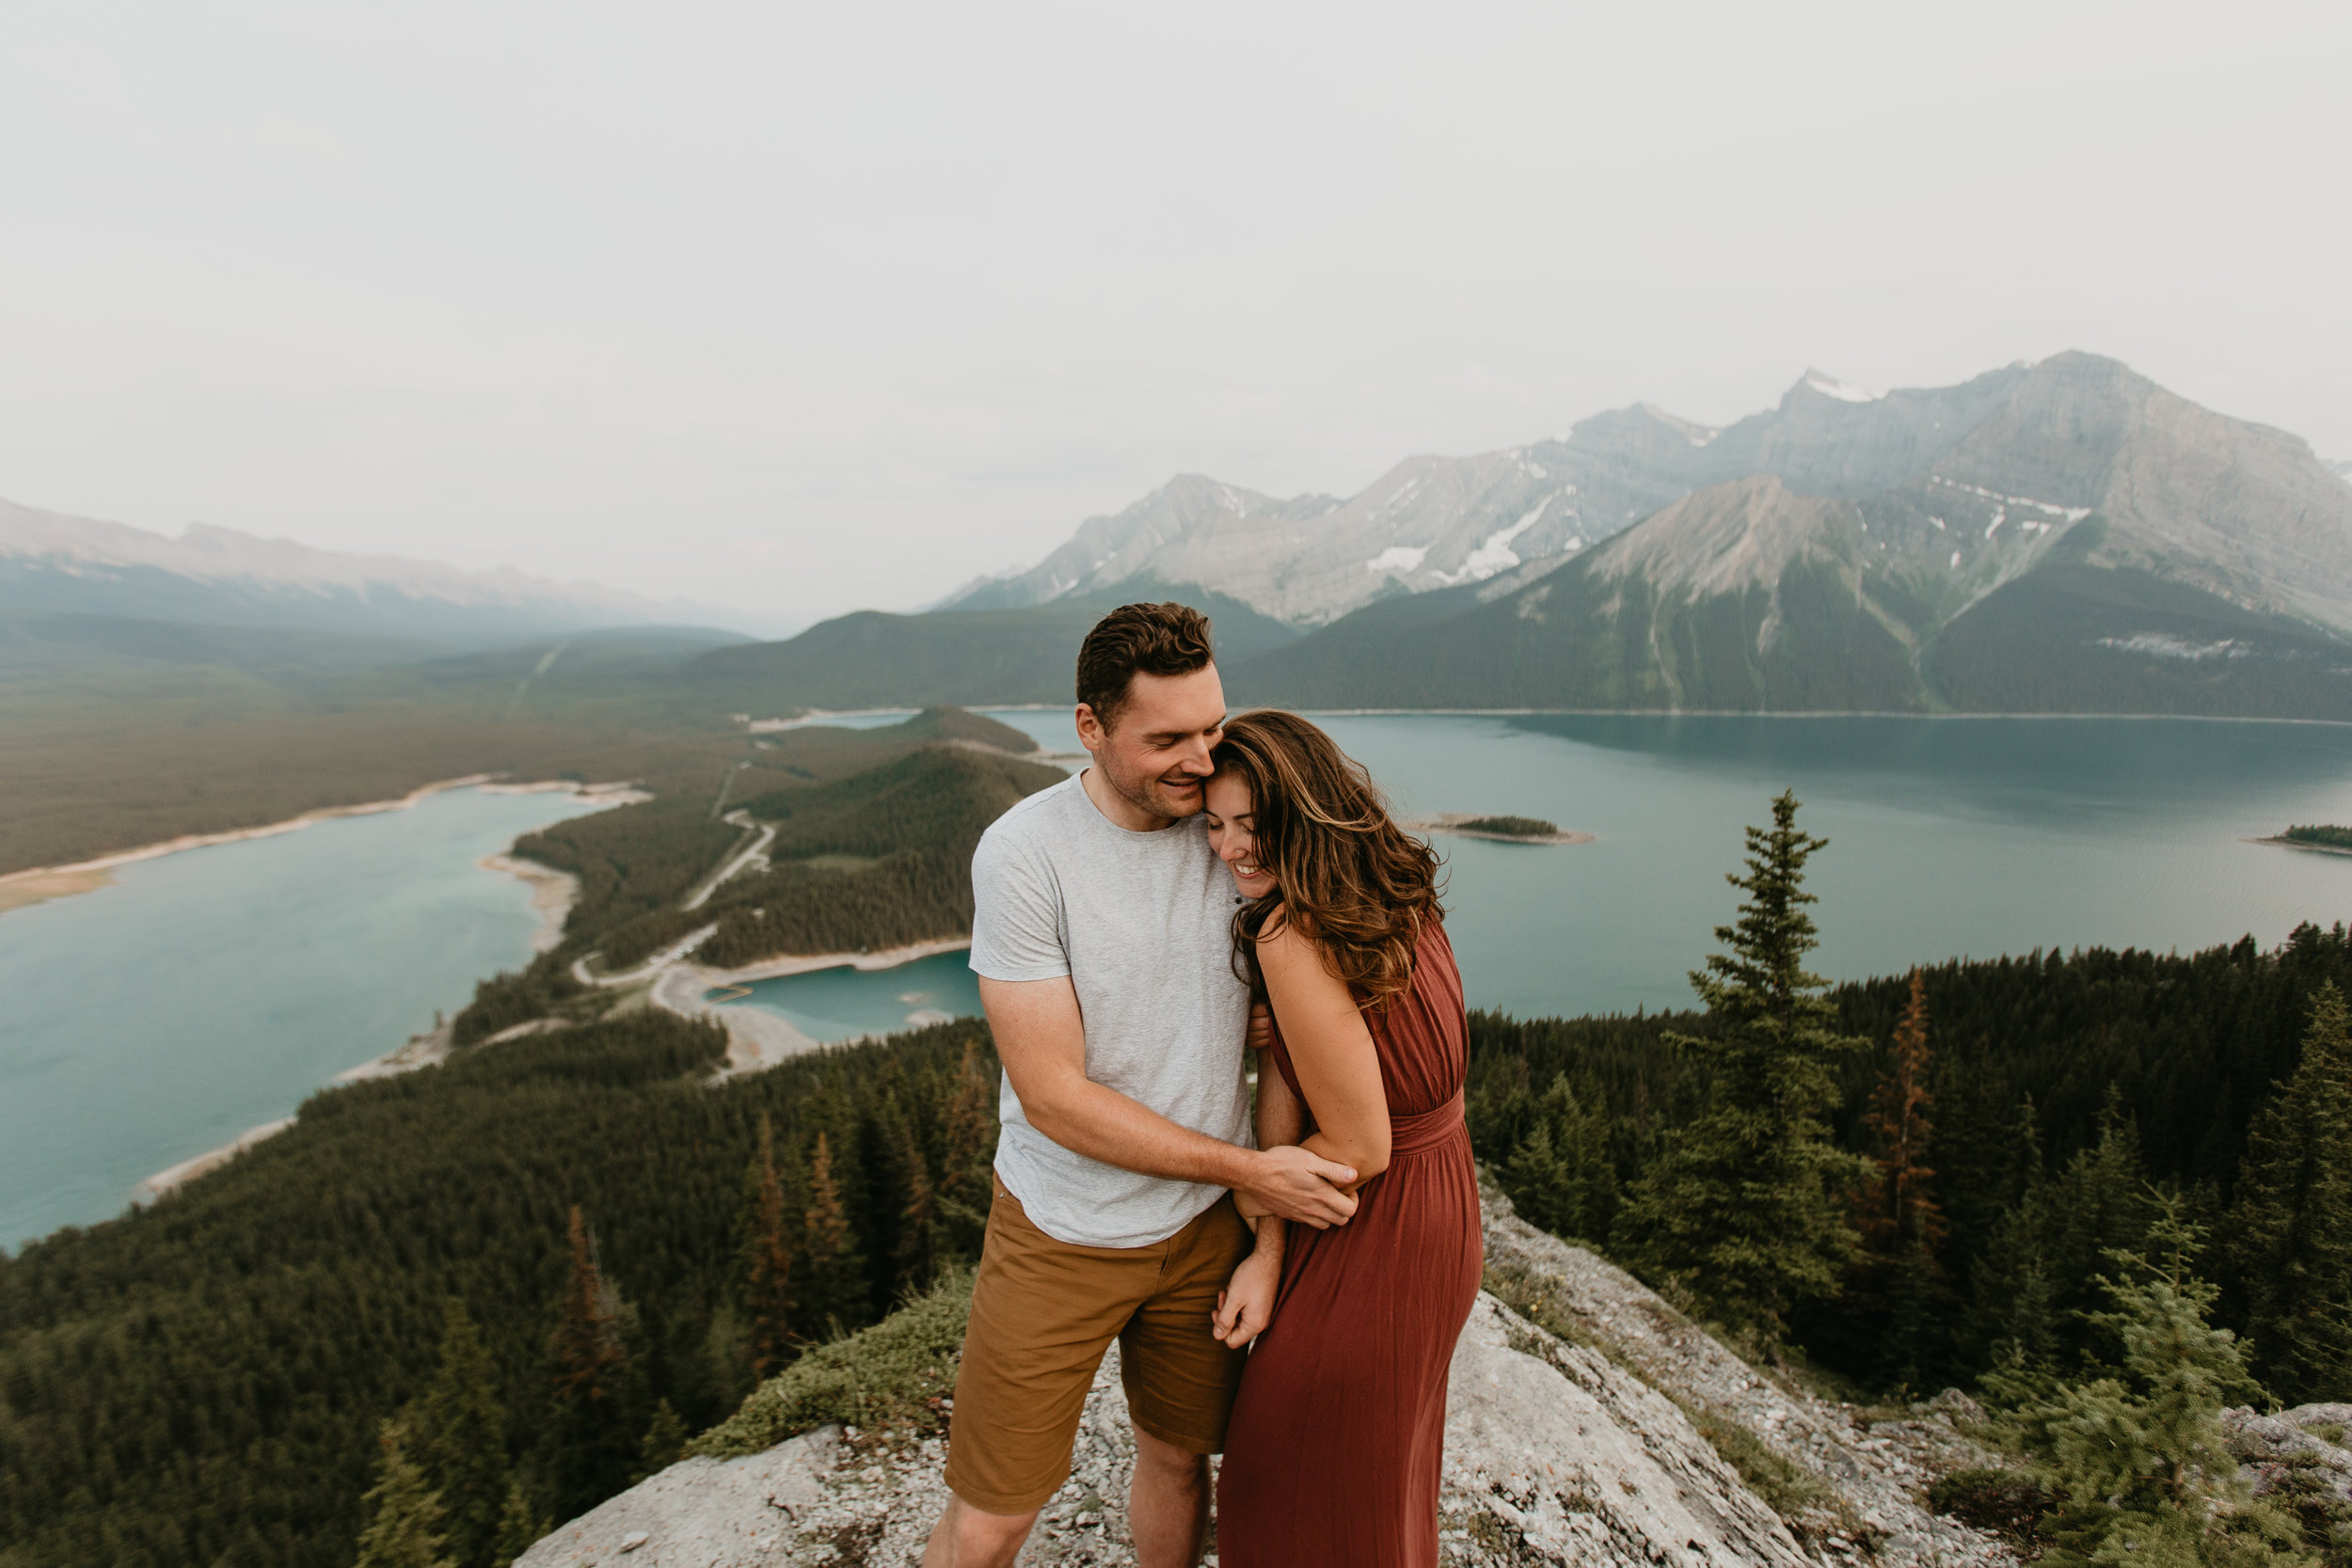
[512,1425,838,1567]
[518,1188,2015,1566]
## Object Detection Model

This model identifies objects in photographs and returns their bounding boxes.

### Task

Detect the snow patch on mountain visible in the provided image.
[1369,545,1431,574]
[1803,370,1883,404]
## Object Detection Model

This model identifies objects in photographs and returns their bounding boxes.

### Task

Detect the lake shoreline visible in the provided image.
[655,938,976,1078]
[135,1020,462,1200]
[0,775,645,918]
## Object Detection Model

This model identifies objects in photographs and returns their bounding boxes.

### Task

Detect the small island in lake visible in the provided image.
[2256,824,2352,856]
[1406,812,1595,846]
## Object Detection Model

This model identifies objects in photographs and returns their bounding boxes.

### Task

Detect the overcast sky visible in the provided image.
[4,1,2346,634]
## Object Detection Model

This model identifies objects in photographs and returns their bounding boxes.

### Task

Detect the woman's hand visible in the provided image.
[1213,1222,1284,1348]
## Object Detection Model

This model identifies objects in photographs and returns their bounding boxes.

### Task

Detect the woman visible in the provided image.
[1201,709,1483,1568]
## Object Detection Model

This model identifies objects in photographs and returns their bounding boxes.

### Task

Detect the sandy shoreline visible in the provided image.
[0,775,645,919]
[480,853,581,953]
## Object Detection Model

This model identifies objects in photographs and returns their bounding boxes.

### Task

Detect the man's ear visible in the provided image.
[1074,703,1106,751]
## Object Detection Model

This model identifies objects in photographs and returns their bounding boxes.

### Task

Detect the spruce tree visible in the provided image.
[488,1479,542,1568]
[889,1093,939,1291]
[408,1300,513,1568]
[1999,1203,2306,1568]
[1613,791,1871,1349]
[799,1132,867,1336]
[1974,1092,2157,1387]
[1859,970,1946,1257]
[354,1419,455,1568]
[934,1040,997,1259]
[1500,1075,1617,1242]
[2229,981,2352,1402]
[742,1115,795,1379]
[1850,970,1952,1386]
[546,1205,639,1517]
[632,1400,687,1484]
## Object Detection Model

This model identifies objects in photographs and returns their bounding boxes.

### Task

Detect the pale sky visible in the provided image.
[4,1,2346,634]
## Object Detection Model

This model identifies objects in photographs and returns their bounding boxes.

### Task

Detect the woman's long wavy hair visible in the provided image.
[1213,710,1443,1008]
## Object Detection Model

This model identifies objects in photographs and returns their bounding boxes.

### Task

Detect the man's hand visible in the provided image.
[1245,1001,1276,1053]
[1213,1243,1282,1349]
[1235,1145,1357,1228]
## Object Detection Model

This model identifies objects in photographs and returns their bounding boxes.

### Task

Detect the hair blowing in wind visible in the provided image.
[1213,710,1443,1007]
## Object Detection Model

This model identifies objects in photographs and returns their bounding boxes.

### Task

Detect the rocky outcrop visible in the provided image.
[517,1192,2012,1567]
[2221,1402,2352,1506]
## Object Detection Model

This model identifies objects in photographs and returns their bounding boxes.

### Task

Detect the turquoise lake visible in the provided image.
[0,786,609,1250]
[713,709,2352,1046]
[12,713,2352,1251]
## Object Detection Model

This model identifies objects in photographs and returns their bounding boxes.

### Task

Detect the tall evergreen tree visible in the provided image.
[934,1040,997,1259]
[1500,1074,1617,1243]
[1859,970,1947,1257]
[2229,981,2352,1402]
[1973,1091,2158,1388]
[799,1132,867,1335]
[888,1093,939,1290]
[545,1206,640,1517]
[632,1400,687,1484]
[742,1115,796,1378]
[1613,791,1871,1349]
[353,1420,455,1568]
[1848,970,1952,1386]
[407,1301,513,1568]
[489,1480,543,1568]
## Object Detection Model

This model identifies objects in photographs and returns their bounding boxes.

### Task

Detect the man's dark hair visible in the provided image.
[1076,602,1215,730]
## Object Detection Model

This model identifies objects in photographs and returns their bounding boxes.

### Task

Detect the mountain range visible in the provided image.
[0,497,715,647]
[905,353,2352,720]
[11,352,2352,722]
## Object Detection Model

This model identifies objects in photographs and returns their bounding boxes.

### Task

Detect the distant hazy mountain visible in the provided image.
[1238,354,2352,720]
[0,497,711,645]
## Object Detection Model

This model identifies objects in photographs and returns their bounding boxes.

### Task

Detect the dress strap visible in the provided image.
[1388,1089,1466,1158]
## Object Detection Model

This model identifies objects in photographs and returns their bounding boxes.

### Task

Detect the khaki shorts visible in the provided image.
[944,1174,1252,1514]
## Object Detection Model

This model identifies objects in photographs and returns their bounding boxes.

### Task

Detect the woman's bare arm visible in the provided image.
[1255,919,1391,1192]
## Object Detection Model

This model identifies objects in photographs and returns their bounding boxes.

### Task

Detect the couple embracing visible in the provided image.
[922,602,1483,1568]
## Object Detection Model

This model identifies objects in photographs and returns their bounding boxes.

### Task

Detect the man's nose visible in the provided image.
[1178,736,1215,774]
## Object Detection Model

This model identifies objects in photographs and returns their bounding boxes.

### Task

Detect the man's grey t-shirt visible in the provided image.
[969,771,1254,1248]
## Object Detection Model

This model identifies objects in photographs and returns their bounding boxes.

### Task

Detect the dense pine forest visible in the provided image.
[8,716,2352,1568]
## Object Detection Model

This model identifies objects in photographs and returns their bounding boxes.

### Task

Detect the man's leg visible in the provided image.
[933,1179,1141,1565]
[1128,1422,1212,1568]
[920,1497,1040,1568]
[1118,1196,1254,1568]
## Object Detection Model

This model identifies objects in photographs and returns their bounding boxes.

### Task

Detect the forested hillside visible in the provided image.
[0,1012,998,1568]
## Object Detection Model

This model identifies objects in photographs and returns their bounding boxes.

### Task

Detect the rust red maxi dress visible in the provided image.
[1216,918,1484,1568]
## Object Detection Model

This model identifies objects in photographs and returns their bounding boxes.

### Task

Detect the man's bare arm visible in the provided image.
[983,975,1359,1228]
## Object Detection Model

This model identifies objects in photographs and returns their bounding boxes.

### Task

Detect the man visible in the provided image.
[921,602,1359,1568]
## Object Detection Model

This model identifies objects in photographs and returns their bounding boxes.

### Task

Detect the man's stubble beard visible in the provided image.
[1098,748,1204,825]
